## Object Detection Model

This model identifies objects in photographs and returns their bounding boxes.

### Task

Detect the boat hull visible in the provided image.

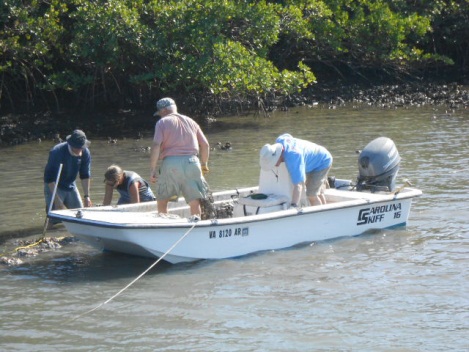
[49,187,422,264]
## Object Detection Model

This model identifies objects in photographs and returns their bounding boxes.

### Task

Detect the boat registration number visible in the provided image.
[209,227,249,239]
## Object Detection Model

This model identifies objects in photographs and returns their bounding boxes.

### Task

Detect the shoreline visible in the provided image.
[1,82,468,148]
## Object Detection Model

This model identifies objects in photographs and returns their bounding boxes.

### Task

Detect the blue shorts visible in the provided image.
[155,155,208,203]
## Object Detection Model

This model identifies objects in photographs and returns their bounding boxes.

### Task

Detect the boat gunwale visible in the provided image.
[49,187,422,230]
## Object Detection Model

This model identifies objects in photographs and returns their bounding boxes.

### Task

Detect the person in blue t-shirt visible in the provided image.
[259,133,333,207]
[103,164,156,205]
[43,129,93,214]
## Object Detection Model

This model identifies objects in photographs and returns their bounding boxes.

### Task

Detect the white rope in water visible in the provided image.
[66,220,198,323]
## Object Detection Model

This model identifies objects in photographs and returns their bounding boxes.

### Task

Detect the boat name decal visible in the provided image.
[209,227,249,239]
[357,203,402,225]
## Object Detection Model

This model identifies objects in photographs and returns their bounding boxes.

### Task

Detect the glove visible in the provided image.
[201,164,210,175]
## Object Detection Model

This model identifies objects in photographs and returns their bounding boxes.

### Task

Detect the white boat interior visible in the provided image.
[73,163,417,222]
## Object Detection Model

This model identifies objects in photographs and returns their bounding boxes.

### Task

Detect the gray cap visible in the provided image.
[154,97,176,116]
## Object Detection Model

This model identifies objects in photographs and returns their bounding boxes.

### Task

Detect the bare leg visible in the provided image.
[319,193,327,204]
[308,195,324,206]
[157,199,169,214]
[188,199,201,216]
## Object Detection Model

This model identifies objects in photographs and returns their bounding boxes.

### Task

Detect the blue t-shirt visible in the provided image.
[276,133,332,185]
[116,171,155,204]
[43,142,91,191]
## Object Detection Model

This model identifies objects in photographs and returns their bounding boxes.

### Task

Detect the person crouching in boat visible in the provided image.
[259,133,333,207]
[103,164,155,205]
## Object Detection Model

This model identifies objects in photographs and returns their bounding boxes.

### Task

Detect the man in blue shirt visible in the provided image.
[260,133,332,207]
[43,129,93,216]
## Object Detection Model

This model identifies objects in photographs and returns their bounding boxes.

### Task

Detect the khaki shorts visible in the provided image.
[305,166,331,197]
[155,155,208,203]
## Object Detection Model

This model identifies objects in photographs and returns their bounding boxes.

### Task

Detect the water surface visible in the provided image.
[1,105,468,351]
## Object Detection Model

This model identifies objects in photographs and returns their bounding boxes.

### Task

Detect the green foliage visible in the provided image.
[69,0,145,65]
[0,0,467,113]
[138,0,314,98]
[0,0,68,109]
[201,40,315,96]
[272,0,442,75]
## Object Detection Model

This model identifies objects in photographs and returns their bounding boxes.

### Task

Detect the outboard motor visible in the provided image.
[356,137,401,192]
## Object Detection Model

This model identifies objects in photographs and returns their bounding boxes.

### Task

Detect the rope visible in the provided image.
[12,236,68,253]
[66,219,198,323]
[14,238,46,252]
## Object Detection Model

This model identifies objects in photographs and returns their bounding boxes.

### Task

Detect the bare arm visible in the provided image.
[150,142,161,183]
[81,178,92,207]
[102,184,114,206]
[291,183,303,206]
[198,131,210,165]
[129,182,141,203]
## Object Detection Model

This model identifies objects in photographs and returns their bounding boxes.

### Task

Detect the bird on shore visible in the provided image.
[212,142,232,151]
[53,133,62,143]
[221,142,232,150]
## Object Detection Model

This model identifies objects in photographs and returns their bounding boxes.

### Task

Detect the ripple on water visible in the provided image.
[1,107,468,351]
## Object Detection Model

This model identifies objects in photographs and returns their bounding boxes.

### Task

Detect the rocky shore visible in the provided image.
[1,236,76,266]
[1,82,468,147]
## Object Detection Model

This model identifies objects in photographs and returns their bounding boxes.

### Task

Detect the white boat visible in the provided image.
[49,137,422,264]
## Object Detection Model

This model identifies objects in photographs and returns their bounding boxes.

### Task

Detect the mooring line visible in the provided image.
[66,220,198,323]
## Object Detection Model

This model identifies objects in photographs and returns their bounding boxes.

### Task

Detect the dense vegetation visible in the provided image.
[1,0,468,115]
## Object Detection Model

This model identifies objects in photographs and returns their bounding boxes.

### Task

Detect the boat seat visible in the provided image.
[238,193,290,215]
[236,163,309,216]
[257,163,308,207]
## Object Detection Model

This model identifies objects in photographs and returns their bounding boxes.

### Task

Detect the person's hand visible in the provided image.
[201,163,209,176]
[84,196,92,208]
[150,169,158,183]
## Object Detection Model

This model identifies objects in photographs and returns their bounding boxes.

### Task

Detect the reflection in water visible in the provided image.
[0,106,468,351]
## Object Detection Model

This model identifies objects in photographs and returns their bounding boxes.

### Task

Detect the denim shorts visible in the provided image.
[155,155,208,203]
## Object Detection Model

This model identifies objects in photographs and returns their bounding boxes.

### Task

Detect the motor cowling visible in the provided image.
[356,137,401,192]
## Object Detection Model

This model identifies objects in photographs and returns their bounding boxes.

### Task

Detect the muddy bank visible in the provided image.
[302,82,468,109]
[1,82,468,147]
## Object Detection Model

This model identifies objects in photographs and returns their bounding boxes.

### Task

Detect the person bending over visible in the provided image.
[103,164,155,205]
[259,133,332,207]
[43,129,93,213]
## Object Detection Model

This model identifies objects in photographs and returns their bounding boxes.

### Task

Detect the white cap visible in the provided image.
[259,143,283,170]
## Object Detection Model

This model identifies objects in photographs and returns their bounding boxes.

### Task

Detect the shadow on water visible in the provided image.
[0,226,46,244]
[8,252,168,281]
[2,237,227,284]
